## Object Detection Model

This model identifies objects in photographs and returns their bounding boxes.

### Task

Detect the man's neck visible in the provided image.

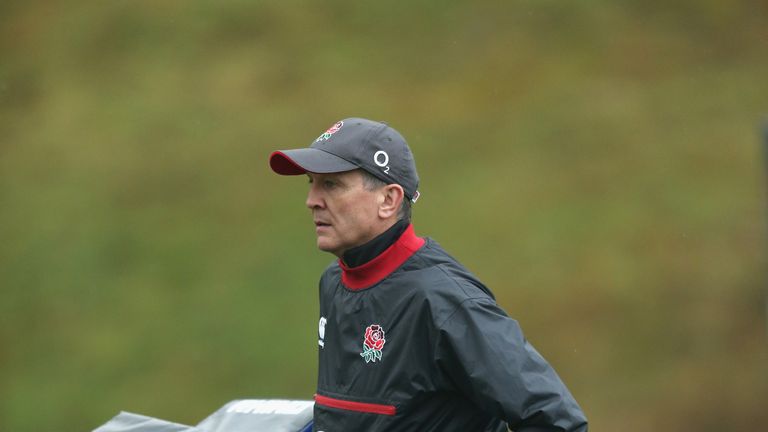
[341,219,410,268]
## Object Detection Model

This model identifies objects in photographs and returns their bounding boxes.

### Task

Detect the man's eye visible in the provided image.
[323,180,336,188]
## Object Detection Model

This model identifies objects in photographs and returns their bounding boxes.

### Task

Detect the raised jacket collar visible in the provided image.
[339,224,425,290]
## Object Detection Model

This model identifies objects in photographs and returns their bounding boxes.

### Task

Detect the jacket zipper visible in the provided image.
[314,394,396,416]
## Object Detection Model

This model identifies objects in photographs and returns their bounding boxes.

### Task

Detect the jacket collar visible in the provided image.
[339,224,425,290]
[342,219,409,268]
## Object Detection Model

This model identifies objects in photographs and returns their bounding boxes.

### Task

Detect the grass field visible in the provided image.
[1,1,767,430]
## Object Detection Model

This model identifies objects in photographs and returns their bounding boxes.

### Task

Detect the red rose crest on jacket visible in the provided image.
[360,324,386,363]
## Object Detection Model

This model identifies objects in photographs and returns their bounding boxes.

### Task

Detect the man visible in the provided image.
[269,118,588,431]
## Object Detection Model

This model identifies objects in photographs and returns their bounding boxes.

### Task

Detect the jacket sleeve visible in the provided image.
[435,297,588,432]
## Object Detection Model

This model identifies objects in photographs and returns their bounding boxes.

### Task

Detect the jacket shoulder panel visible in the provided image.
[398,239,499,327]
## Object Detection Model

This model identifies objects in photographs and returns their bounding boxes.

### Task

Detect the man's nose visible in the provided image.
[306,184,324,209]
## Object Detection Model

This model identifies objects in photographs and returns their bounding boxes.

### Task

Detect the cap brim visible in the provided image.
[269,148,359,175]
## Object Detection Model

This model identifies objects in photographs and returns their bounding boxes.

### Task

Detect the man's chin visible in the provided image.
[316,239,343,257]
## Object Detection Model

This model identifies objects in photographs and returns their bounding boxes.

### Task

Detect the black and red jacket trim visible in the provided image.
[314,394,396,416]
[339,224,425,290]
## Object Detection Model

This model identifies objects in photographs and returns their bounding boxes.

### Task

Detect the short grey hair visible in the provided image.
[359,170,412,222]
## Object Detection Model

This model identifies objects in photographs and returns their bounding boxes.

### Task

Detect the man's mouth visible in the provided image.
[314,220,331,228]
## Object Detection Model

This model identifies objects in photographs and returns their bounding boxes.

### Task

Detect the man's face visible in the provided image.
[306,170,383,257]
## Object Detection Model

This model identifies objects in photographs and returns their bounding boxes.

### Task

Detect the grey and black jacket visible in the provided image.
[314,224,588,432]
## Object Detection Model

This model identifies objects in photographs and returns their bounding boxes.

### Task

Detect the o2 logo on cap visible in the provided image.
[315,121,344,142]
[374,150,390,174]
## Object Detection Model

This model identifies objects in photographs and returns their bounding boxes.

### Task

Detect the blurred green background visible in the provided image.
[1,1,767,430]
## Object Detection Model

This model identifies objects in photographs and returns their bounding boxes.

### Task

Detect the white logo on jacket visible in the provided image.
[318,316,327,348]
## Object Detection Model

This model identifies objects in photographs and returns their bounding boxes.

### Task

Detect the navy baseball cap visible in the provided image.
[269,118,420,202]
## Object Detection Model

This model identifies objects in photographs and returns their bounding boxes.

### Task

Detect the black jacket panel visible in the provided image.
[314,235,587,432]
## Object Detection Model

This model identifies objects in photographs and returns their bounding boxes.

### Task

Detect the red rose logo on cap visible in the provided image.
[360,324,386,363]
[315,121,344,142]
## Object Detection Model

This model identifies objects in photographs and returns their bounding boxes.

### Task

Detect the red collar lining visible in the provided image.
[339,224,425,290]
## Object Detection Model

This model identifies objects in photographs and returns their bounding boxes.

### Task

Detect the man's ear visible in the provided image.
[378,184,404,219]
